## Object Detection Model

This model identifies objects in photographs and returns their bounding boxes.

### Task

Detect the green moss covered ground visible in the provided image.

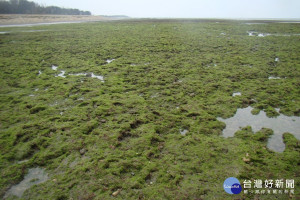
[0,19,299,199]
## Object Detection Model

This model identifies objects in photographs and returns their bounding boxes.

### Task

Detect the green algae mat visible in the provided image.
[0,19,299,199]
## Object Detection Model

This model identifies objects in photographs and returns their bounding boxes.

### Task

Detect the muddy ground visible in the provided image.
[0,14,123,25]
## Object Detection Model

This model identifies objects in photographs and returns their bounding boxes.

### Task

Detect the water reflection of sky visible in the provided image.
[218,106,300,152]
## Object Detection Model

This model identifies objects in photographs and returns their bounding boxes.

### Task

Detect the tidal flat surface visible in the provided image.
[0,20,299,199]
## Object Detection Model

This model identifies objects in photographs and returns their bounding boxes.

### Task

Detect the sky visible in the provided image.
[31,0,300,19]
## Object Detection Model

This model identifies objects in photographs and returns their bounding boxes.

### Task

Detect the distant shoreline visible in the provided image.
[0,14,299,27]
[0,14,129,27]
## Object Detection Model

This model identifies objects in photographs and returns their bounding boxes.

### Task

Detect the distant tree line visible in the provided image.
[0,0,91,15]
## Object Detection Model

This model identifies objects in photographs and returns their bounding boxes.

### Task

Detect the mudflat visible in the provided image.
[0,14,118,25]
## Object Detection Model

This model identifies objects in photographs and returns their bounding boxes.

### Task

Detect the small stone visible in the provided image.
[112,189,121,196]
[189,93,195,97]
[80,149,86,155]
[249,99,257,104]
[100,119,106,123]
[86,73,92,77]
[53,179,57,182]
[243,157,250,162]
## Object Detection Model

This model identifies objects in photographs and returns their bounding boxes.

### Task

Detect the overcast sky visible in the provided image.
[31,0,300,18]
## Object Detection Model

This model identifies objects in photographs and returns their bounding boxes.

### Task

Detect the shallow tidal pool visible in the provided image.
[4,168,48,199]
[217,106,300,152]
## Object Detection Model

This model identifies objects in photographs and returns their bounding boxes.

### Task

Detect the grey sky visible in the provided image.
[31,0,300,18]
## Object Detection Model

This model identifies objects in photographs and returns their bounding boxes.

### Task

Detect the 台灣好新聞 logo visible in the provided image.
[224,177,242,194]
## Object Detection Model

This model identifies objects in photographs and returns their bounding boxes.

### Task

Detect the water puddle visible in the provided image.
[232,92,241,97]
[217,106,300,152]
[281,33,300,36]
[50,65,105,81]
[248,32,270,37]
[21,30,46,33]
[91,73,104,82]
[69,72,104,82]
[206,63,217,68]
[55,71,66,78]
[106,59,115,64]
[4,168,49,198]
[69,73,87,76]
[245,23,266,25]
[248,31,255,36]
[180,129,188,136]
[248,31,300,37]
[51,65,58,71]
[258,33,270,37]
[277,22,300,24]
[268,76,281,80]
[0,31,9,34]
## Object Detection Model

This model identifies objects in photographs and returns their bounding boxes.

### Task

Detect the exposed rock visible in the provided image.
[80,148,86,155]
[112,189,121,197]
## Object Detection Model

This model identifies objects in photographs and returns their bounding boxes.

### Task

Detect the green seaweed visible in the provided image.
[0,19,299,199]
